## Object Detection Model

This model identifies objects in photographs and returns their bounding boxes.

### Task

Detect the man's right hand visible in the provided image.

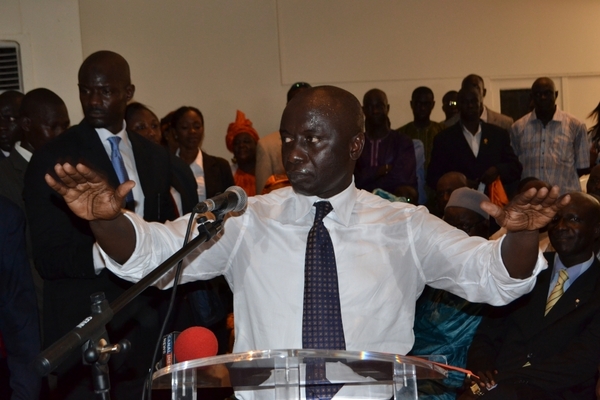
[45,162,135,221]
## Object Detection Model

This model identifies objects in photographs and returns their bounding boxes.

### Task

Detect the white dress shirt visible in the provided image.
[14,141,32,162]
[461,122,483,158]
[181,149,206,201]
[96,182,545,356]
[96,121,145,216]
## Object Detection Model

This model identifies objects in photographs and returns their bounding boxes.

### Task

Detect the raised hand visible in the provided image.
[481,185,569,232]
[45,162,135,221]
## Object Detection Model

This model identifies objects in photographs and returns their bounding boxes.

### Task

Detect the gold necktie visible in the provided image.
[545,269,568,316]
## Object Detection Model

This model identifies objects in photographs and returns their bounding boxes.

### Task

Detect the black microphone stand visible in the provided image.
[34,216,223,399]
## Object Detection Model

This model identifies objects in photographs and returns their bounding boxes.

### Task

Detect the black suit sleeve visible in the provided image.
[426,132,447,190]
[24,144,98,280]
[492,127,522,186]
[0,196,41,398]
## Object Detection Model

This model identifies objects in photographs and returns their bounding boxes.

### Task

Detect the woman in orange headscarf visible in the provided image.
[226,110,260,196]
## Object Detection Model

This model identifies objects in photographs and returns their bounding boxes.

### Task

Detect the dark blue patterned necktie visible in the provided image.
[107,136,135,209]
[302,201,345,399]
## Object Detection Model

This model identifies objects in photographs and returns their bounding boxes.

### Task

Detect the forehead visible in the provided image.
[459,89,481,102]
[363,91,387,105]
[79,63,127,87]
[532,80,554,92]
[463,76,483,88]
[413,92,433,102]
[445,206,481,221]
[283,95,341,130]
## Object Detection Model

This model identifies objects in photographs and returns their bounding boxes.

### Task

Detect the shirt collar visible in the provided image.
[531,106,563,123]
[95,120,129,144]
[15,141,33,162]
[292,179,358,227]
[553,252,595,282]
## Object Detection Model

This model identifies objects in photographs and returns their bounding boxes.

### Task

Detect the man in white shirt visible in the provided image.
[47,85,568,358]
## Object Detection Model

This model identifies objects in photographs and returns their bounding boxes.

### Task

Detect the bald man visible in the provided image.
[47,83,568,370]
[0,90,24,159]
[510,77,590,195]
[23,51,176,398]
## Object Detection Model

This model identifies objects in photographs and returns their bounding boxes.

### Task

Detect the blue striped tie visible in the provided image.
[107,136,135,208]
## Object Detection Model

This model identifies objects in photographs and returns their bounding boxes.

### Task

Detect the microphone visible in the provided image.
[193,186,248,215]
[173,326,219,362]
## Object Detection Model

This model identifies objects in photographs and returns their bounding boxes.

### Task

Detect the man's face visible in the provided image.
[280,94,363,198]
[532,79,557,114]
[442,93,458,120]
[548,195,599,260]
[362,91,389,126]
[444,207,488,238]
[26,104,70,151]
[78,68,134,134]
[0,97,22,152]
[436,175,466,211]
[458,89,483,123]
[410,93,434,121]
[462,76,486,99]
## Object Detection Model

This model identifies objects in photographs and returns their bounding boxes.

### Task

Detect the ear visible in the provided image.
[20,116,31,132]
[350,132,365,161]
[555,91,559,98]
[483,88,487,98]
[409,100,415,110]
[125,84,135,102]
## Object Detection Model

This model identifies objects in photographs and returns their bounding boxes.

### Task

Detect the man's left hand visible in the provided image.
[481,186,569,232]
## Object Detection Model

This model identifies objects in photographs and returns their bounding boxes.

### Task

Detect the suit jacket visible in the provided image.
[202,151,235,198]
[467,254,600,399]
[426,121,522,189]
[23,119,175,379]
[444,106,514,132]
[170,153,198,215]
[0,149,28,210]
[486,107,514,132]
[0,196,41,399]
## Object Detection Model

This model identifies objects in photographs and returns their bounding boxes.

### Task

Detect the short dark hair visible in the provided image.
[411,86,434,100]
[171,106,204,127]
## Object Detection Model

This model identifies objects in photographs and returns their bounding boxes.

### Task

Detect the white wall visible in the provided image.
[0,0,84,123]
[3,1,600,160]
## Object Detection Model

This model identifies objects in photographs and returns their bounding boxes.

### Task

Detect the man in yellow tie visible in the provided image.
[465,192,600,399]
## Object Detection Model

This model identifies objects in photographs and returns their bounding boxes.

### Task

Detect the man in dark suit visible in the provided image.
[0,90,24,159]
[0,195,41,400]
[427,86,522,195]
[24,51,176,398]
[445,74,514,131]
[0,88,70,211]
[464,192,600,399]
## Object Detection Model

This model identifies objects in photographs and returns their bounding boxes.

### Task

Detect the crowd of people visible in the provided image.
[1,49,600,400]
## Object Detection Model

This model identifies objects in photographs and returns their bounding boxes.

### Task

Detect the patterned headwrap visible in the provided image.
[226,110,260,153]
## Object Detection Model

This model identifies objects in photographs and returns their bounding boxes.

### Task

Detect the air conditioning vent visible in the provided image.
[0,41,23,93]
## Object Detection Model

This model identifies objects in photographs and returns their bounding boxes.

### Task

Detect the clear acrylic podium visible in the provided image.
[152,349,447,399]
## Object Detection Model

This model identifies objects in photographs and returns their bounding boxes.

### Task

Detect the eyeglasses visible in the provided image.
[446,101,457,107]
[0,115,17,124]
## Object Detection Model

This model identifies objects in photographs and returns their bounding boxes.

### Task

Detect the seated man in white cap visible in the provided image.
[410,187,491,399]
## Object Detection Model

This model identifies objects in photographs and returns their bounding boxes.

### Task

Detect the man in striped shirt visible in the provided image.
[510,77,590,195]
